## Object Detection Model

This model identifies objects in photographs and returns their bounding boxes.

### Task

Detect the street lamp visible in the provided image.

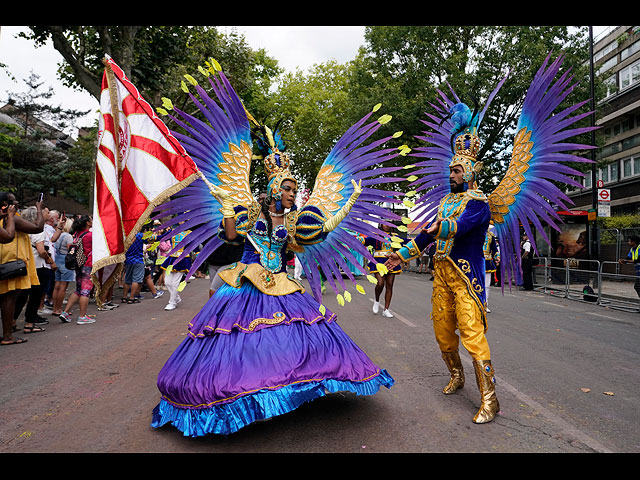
[589,26,599,262]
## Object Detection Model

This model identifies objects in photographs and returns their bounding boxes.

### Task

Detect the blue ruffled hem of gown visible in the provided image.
[151,369,394,437]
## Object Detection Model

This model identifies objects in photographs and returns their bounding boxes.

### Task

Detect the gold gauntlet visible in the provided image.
[221,198,235,219]
[198,171,236,218]
[323,179,362,233]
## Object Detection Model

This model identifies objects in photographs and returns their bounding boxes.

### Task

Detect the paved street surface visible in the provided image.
[1,272,638,453]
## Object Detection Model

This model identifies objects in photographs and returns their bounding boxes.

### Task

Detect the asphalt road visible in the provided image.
[1,271,638,453]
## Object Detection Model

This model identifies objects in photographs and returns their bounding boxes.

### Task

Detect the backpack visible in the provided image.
[582,285,597,302]
[65,232,89,270]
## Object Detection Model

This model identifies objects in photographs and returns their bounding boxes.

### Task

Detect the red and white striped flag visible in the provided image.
[91,55,199,297]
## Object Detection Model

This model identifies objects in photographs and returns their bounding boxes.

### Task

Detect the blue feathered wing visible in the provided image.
[407,75,507,229]
[152,67,255,277]
[406,53,596,288]
[487,53,598,287]
[296,108,406,301]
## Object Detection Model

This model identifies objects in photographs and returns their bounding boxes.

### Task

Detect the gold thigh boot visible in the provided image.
[472,360,500,424]
[441,351,465,394]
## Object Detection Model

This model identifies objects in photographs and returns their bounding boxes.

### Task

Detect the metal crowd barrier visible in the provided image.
[532,257,640,313]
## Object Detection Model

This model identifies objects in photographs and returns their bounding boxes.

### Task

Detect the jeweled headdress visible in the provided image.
[444,101,483,185]
[450,127,483,183]
[254,124,297,204]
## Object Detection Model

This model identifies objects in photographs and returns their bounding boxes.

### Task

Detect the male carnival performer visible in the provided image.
[386,53,597,424]
[386,129,498,423]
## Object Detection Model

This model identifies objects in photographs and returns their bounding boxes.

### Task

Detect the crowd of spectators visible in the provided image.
[0,192,214,346]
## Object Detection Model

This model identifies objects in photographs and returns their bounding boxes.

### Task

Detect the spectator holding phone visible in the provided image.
[0,192,16,243]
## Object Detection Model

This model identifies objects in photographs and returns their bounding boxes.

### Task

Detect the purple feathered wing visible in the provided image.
[488,53,598,288]
[297,108,406,302]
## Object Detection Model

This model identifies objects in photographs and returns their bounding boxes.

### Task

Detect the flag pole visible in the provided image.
[102,56,123,190]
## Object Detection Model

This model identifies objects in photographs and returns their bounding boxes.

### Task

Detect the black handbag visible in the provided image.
[0,259,27,280]
[0,236,28,280]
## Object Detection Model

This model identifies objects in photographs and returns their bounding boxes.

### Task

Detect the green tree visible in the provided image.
[348,26,598,192]
[262,61,356,191]
[0,72,89,200]
[61,124,98,207]
[20,26,281,117]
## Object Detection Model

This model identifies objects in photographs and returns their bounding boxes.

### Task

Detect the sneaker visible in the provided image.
[77,316,96,325]
[97,304,115,311]
[382,309,394,318]
[486,307,491,313]
[152,291,164,299]
[105,301,119,309]
[135,294,144,300]
[176,296,182,304]
[372,301,380,314]
[34,316,49,325]
[59,311,72,323]
[38,308,53,315]
[164,303,176,311]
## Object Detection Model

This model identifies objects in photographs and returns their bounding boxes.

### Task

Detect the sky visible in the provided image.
[0,25,615,137]
[0,26,366,136]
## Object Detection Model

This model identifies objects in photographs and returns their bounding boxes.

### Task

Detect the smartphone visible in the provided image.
[38,192,44,203]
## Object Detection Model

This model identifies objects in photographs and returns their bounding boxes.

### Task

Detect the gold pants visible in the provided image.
[431,258,491,361]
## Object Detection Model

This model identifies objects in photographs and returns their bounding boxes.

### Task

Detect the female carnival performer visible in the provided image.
[364,223,402,318]
[151,61,403,436]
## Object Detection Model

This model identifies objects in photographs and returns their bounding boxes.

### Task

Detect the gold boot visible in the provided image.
[472,360,500,424]
[441,351,465,394]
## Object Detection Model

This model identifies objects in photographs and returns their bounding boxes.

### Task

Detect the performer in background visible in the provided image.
[150,62,403,436]
[386,53,596,423]
[364,223,401,318]
[483,223,499,312]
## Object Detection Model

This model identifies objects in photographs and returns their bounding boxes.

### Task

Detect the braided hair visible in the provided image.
[261,194,275,254]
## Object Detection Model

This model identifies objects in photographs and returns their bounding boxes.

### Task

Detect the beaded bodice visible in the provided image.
[247,218,288,273]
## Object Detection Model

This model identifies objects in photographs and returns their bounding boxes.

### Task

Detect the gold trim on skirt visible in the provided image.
[218,262,306,296]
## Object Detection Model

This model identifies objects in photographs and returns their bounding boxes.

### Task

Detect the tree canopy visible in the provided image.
[5,25,602,209]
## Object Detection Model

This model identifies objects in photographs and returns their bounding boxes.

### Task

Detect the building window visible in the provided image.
[621,155,640,179]
[619,59,640,90]
[597,161,622,185]
[610,161,619,182]
[623,157,632,177]
[598,56,618,75]
[595,41,617,62]
[621,40,640,61]
[603,74,617,99]
[622,132,640,150]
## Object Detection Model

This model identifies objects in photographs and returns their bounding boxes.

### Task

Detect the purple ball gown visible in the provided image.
[151,217,394,436]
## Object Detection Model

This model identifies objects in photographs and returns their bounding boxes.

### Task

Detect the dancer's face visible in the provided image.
[279,180,297,209]
[449,166,465,193]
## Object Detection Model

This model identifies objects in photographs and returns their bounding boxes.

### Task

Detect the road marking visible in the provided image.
[585,311,627,321]
[544,302,624,321]
[458,355,614,453]
[368,298,417,327]
[542,301,567,308]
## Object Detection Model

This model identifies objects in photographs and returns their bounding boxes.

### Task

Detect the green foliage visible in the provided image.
[0,72,89,199]
[263,61,355,191]
[14,25,604,212]
[598,213,640,230]
[348,26,598,194]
